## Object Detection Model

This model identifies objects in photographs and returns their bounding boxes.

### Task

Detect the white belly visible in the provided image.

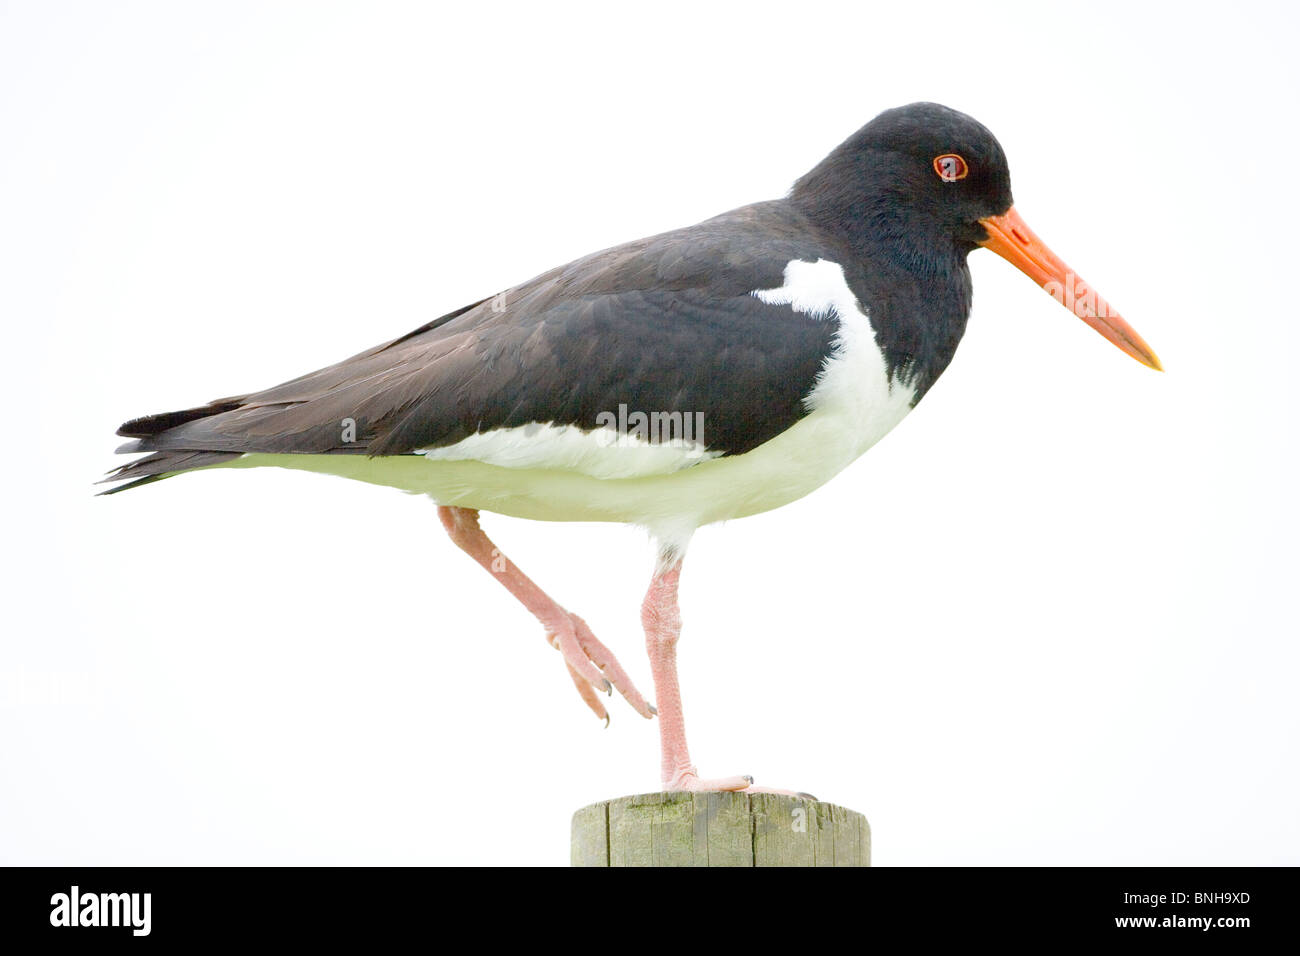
[224,259,918,546]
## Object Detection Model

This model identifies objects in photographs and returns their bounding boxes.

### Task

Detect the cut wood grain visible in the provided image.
[571,791,869,867]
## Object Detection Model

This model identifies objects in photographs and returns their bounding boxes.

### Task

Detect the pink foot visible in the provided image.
[664,768,753,792]
[664,769,811,797]
[548,611,656,723]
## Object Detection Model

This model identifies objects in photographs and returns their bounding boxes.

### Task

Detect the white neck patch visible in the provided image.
[751,257,916,442]
[752,257,866,322]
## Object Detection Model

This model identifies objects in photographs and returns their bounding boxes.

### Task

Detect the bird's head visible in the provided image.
[792,102,1161,370]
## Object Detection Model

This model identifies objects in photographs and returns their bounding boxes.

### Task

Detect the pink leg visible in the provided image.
[438,506,655,723]
[642,557,752,792]
[643,556,809,796]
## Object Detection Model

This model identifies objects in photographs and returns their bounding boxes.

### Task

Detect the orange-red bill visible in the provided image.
[978,206,1162,371]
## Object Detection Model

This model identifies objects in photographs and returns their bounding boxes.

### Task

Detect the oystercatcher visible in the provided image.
[104,103,1160,793]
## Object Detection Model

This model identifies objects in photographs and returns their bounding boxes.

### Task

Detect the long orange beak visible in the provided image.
[978,206,1162,371]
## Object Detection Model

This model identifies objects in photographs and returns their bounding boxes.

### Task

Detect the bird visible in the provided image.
[103,102,1160,794]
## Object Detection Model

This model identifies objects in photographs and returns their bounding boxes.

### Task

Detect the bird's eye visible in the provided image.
[933,154,969,182]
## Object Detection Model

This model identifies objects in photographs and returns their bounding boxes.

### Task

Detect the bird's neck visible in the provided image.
[787,167,973,400]
[790,198,964,283]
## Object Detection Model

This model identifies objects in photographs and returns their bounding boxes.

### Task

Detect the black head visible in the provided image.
[791,103,1162,370]
[791,102,1015,274]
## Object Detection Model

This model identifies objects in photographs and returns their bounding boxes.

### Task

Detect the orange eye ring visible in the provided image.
[933,154,969,182]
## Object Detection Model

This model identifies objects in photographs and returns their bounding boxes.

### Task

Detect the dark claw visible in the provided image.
[603,714,611,729]
[648,703,658,716]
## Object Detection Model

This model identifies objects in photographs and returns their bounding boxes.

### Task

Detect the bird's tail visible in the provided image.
[100,391,254,494]
[98,448,242,495]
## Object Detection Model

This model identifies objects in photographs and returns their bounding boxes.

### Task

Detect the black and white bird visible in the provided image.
[104,103,1160,792]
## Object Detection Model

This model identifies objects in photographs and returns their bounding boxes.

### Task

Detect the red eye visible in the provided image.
[933,154,969,182]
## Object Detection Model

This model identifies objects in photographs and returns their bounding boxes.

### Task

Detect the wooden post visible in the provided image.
[571,791,870,866]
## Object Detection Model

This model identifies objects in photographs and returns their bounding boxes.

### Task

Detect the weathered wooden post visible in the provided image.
[571,792,870,866]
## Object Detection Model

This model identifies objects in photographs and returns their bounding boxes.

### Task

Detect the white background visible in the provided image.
[3,1,1297,866]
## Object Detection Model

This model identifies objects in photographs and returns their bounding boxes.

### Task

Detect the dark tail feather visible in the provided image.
[116,400,244,439]
[98,450,241,495]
